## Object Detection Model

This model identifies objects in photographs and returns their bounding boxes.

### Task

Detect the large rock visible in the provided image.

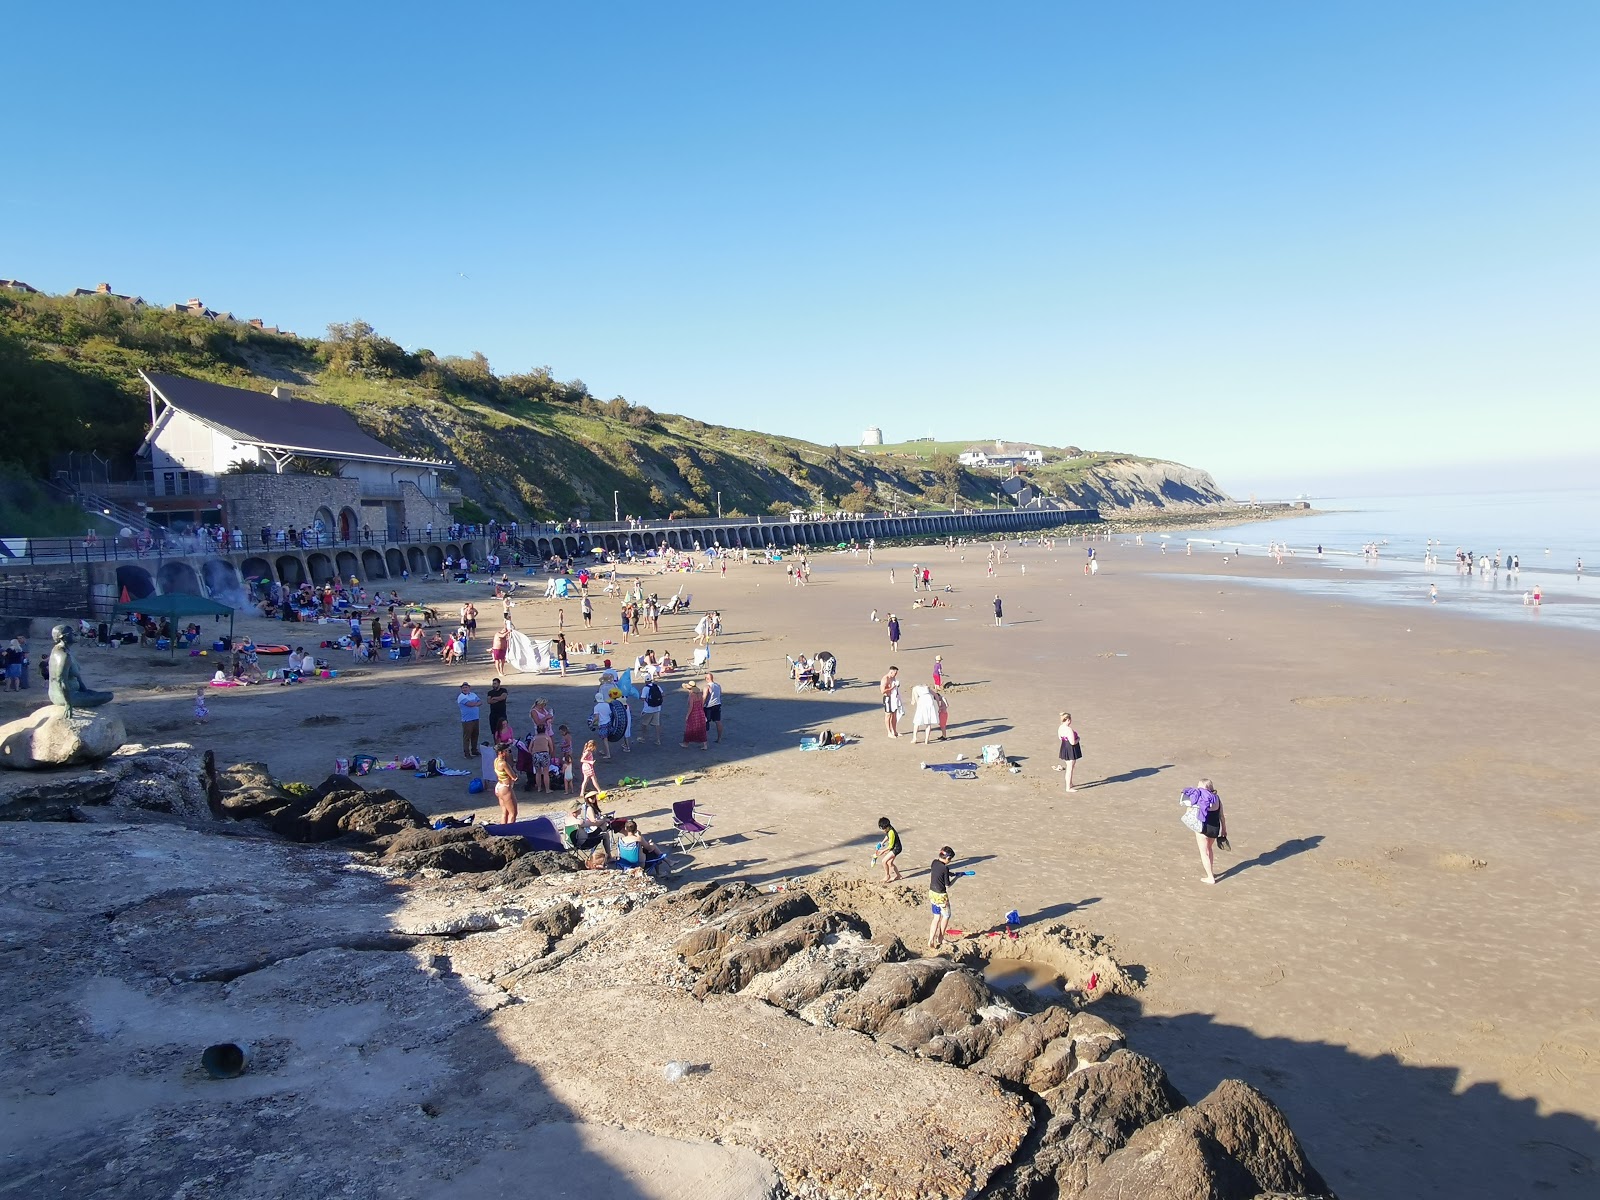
[976,1005,1076,1084]
[0,707,126,769]
[376,825,527,873]
[1081,1079,1334,1200]
[693,909,869,998]
[1036,1049,1187,1197]
[830,958,951,1034]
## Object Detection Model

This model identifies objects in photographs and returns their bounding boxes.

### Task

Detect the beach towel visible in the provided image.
[921,762,978,779]
[415,767,472,778]
[505,630,550,674]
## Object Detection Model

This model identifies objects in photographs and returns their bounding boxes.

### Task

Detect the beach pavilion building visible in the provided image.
[128,370,457,541]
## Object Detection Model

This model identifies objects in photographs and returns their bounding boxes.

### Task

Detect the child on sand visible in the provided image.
[193,688,209,725]
[927,846,973,952]
[579,739,601,798]
[872,817,903,883]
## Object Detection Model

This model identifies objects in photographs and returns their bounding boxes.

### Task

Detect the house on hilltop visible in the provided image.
[2,279,39,294]
[119,370,458,541]
[958,441,1045,469]
[71,282,145,306]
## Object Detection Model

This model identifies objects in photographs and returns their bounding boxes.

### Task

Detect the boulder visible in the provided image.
[694,910,868,998]
[830,959,951,1034]
[214,761,290,818]
[718,891,820,940]
[0,708,126,770]
[743,935,884,1013]
[0,769,117,821]
[377,826,527,874]
[975,1005,1075,1085]
[1035,1049,1186,1197]
[878,968,996,1055]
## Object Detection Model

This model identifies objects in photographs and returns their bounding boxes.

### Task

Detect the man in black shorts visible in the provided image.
[703,672,724,743]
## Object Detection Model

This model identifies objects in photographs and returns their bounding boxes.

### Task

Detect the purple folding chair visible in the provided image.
[671,798,714,852]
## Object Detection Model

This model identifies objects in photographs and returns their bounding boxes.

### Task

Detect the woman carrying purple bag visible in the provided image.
[1181,778,1230,885]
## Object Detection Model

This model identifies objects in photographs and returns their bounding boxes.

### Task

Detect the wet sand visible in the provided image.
[24,538,1600,1199]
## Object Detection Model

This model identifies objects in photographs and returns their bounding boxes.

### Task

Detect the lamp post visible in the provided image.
[613,490,619,523]
[717,491,723,519]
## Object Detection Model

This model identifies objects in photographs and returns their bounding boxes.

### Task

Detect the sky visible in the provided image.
[7,2,1598,497]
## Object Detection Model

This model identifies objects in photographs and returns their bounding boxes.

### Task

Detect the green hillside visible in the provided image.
[0,287,1225,526]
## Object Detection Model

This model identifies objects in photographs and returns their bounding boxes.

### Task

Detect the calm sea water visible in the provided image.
[1160,489,1600,632]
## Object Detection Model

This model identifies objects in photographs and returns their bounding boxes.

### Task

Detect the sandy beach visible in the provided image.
[14,537,1598,1199]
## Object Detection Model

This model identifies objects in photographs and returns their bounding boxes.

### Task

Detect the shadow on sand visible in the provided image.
[1094,994,1600,1200]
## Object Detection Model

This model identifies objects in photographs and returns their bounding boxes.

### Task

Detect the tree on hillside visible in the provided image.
[322,319,410,378]
[840,480,876,513]
[930,454,963,506]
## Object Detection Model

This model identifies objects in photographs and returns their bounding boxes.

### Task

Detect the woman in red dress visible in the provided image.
[680,681,709,750]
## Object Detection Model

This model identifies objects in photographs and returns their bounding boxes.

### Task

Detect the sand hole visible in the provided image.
[1438,853,1488,871]
[983,959,1068,1001]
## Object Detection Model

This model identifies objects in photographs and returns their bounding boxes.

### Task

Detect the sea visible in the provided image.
[1158,488,1600,634]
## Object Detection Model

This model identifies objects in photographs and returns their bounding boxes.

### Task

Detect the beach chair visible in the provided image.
[671,798,714,852]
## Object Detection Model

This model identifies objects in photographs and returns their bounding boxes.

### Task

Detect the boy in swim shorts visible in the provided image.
[927,846,960,951]
[873,816,903,883]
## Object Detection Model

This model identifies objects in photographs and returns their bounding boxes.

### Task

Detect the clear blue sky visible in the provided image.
[9,2,1598,496]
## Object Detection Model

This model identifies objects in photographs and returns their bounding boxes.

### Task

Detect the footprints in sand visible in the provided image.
[1337,847,1489,885]
[1539,807,1591,824]
[1291,695,1411,708]
[703,763,756,781]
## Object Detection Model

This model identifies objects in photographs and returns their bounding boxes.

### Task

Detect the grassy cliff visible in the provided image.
[0,287,1228,524]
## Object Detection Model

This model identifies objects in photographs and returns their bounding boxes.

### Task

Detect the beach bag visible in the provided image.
[981,744,1005,765]
[467,778,484,795]
[1179,787,1215,833]
[424,757,444,778]
[334,756,350,775]
[351,754,377,777]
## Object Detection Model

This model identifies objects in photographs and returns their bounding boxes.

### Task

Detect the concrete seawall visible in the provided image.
[3,507,1091,617]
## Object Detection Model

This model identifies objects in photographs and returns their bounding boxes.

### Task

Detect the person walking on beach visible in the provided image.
[1181,778,1229,885]
[581,593,593,628]
[993,594,1003,627]
[1057,712,1082,790]
[703,672,724,743]
[872,817,903,883]
[933,686,949,740]
[932,654,944,688]
[1430,584,1438,604]
[639,676,664,745]
[681,680,710,749]
[887,613,901,654]
[927,846,973,952]
[552,631,569,677]
[880,665,902,738]
[455,682,482,758]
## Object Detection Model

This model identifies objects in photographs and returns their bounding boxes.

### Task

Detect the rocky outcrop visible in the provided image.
[1056,458,1231,513]
[0,706,126,769]
[0,741,212,821]
[670,881,1334,1200]
[0,753,1333,1200]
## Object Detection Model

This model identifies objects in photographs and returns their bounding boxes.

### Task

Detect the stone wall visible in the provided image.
[218,475,362,541]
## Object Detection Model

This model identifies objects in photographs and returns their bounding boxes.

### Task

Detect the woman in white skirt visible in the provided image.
[909,682,940,744]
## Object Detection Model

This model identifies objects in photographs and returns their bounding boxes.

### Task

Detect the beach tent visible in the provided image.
[114,593,235,657]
